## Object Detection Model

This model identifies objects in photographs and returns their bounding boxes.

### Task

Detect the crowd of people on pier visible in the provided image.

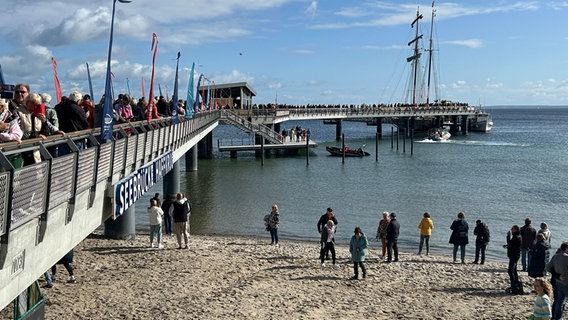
[278,125,310,143]
[263,205,566,319]
[0,81,214,168]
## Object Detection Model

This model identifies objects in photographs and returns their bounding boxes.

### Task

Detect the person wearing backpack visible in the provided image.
[473,219,490,264]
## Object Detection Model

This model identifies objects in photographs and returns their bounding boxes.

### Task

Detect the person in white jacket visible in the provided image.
[148,199,164,248]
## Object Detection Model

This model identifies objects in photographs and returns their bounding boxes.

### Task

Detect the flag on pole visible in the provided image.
[86,62,95,102]
[171,52,180,124]
[146,32,158,121]
[102,0,132,140]
[0,64,5,86]
[51,57,62,103]
[185,62,195,118]
[141,77,145,99]
[195,74,203,112]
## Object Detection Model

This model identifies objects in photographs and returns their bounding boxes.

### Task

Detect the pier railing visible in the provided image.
[0,111,222,310]
[220,110,282,144]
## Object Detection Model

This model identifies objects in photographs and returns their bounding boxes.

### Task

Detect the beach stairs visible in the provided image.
[220,110,283,144]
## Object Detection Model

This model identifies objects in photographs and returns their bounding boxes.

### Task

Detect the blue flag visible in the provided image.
[0,64,5,86]
[171,52,180,124]
[185,62,195,118]
[86,62,95,102]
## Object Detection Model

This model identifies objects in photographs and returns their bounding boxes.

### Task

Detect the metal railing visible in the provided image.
[0,112,221,238]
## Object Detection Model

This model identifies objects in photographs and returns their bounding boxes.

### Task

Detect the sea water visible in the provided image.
[136,106,568,262]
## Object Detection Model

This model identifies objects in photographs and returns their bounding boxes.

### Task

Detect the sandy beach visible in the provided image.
[3,231,544,319]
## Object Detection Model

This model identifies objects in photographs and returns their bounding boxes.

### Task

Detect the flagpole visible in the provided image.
[86,62,95,102]
[101,0,131,141]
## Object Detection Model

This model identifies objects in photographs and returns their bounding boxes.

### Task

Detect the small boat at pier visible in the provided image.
[326,145,370,157]
[426,128,451,141]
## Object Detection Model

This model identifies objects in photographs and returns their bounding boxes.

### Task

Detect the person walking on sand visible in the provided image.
[350,227,368,280]
[504,225,522,294]
[51,250,76,283]
[386,212,400,263]
[521,218,537,272]
[170,193,191,249]
[529,277,553,320]
[376,212,390,260]
[148,198,164,249]
[266,204,280,246]
[417,212,433,256]
[317,207,338,260]
[473,219,490,264]
[449,211,469,263]
[319,220,339,268]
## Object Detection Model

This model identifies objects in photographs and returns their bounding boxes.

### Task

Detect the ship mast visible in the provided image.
[407,8,423,106]
[426,1,436,107]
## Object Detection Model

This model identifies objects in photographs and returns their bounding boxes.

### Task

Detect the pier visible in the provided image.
[0,105,489,313]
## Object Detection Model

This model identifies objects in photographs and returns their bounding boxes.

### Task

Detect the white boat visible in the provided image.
[426,128,451,141]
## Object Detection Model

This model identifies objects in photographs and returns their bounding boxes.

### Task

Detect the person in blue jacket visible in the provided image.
[349,226,368,280]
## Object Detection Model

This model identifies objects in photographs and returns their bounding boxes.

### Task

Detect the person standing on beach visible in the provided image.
[350,227,368,279]
[170,193,191,249]
[386,212,400,263]
[266,204,280,246]
[538,222,552,248]
[148,199,164,249]
[528,233,551,279]
[417,212,433,256]
[528,277,553,320]
[449,212,469,263]
[546,242,568,319]
[505,225,522,294]
[473,219,490,264]
[521,218,537,272]
[161,195,173,236]
[375,212,390,260]
[317,208,338,260]
[319,220,339,268]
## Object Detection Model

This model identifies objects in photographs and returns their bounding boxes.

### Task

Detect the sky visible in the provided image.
[0,0,567,107]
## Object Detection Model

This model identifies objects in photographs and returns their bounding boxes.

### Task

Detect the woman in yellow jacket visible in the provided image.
[418,212,434,255]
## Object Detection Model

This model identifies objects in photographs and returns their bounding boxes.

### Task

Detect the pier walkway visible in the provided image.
[0,105,488,312]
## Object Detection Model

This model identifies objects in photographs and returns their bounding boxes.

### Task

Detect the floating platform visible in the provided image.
[218,140,318,152]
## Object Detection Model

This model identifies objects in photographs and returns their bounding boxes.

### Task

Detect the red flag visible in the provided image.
[51,57,62,103]
[147,33,159,121]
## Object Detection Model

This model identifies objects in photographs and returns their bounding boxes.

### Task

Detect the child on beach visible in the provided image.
[528,277,553,320]
[148,199,164,249]
[349,227,368,280]
[320,220,338,268]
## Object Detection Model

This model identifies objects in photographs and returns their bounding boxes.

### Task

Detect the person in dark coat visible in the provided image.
[449,211,469,263]
[51,249,76,283]
[505,225,522,292]
[473,219,490,264]
[528,233,551,278]
[386,212,400,263]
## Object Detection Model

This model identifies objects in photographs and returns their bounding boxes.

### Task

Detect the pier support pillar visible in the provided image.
[104,204,136,240]
[198,132,213,159]
[185,145,198,171]
[335,120,343,141]
[461,116,469,135]
[163,160,181,205]
[376,122,382,138]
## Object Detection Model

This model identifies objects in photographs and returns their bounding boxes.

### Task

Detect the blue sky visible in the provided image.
[0,0,566,106]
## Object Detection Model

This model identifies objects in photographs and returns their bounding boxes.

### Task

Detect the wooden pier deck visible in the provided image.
[218,139,317,152]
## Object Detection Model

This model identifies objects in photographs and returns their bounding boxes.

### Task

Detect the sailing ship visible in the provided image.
[401,2,492,133]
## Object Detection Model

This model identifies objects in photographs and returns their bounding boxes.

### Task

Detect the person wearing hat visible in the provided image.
[386,212,400,262]
[317,208,338,260]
